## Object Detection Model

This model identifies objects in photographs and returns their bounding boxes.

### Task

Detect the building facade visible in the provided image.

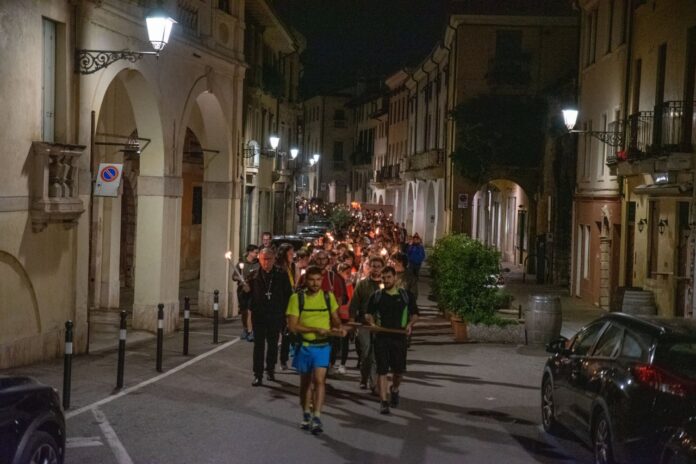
[0,0,248,368]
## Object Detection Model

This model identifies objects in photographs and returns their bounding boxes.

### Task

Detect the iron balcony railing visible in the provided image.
[658,100,696,153]
[374,164,401,183]
[627,110,655,159]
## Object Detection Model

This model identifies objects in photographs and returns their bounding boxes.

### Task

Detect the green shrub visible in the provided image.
[430,234,503,325]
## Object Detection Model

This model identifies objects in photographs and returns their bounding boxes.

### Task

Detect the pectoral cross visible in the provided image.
[265,291,272,300]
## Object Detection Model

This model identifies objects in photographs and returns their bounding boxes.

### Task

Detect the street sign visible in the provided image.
[458,193,468,209]
[94,163,123,197]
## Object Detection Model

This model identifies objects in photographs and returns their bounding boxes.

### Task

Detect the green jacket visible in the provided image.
[349,278,381,322]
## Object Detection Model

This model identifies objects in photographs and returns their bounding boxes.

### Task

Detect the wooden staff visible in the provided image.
[343,322,408,335]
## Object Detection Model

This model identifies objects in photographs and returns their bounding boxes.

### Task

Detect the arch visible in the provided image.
[479,178,530,264]
[0,251,41,335]
[424,182,436,245]
[405,182,415,234]
[415,181,427,237]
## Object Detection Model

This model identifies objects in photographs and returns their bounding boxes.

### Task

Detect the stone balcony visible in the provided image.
[401,149,445,181]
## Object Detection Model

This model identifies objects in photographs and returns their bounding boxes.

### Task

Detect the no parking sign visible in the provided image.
[94,163,123,197]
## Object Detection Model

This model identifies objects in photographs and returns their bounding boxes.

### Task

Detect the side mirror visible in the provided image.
[545,336,569,354]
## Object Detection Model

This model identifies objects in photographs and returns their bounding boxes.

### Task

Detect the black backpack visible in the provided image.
[372,288,410,328]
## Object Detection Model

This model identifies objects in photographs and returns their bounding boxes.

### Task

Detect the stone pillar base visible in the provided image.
[132,302,179,333]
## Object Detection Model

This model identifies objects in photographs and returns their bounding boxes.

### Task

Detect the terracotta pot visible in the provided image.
[451,317,468,342]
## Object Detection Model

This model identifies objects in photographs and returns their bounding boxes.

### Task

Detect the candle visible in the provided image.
[379,283,385,290]
[224,251,232,260]
[239,262,245,270]
[300,268,306,276]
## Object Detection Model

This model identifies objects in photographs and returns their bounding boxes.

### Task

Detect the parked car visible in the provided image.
[297,226,328,240]
[661,417,696,463]
[271,235,307,250]
[541,313,696,464]
[0,376,65,464]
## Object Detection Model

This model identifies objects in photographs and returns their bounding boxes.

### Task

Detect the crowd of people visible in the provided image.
[232,209,426,435]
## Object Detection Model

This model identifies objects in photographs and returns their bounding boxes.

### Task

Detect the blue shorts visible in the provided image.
[292,345,331,374]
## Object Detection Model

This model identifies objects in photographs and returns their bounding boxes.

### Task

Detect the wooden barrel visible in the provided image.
[622,290,657,315]
[525,294,562,345]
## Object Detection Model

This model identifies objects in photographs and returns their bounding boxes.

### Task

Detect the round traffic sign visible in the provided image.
[100,165,119,182]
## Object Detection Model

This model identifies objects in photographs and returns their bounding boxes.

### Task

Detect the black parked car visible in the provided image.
[0,376,65,464]
[541,313,696,464]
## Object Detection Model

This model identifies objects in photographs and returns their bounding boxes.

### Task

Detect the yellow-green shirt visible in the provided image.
[286,291,338,343]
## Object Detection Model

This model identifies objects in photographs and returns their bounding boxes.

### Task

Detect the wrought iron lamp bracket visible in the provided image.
[570,129,625,148]
[76,49,158,75]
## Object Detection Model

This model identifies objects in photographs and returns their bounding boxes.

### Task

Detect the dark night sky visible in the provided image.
[273,0,450,97]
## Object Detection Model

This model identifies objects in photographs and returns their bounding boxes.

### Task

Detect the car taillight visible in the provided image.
[632,364,696,398]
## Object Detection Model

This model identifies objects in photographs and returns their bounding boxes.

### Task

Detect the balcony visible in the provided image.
[372,164,402,187]
[401,149,445,181]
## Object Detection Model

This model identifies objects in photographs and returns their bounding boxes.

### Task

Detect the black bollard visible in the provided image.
[63,320,73,410]
[116,310,127,389]
[183,296,190,355]
[156,304,164,372]
[213,290,219,344]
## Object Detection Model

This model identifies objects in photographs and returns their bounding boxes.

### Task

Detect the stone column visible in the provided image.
[131,176,182,333]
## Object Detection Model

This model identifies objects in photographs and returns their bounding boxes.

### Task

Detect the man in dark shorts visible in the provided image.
[365,266,418,414]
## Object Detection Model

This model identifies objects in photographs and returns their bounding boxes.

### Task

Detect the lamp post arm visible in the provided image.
[76,49,158,75]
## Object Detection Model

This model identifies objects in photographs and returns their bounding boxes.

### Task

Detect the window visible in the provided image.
[42,18,56,142]
[619,0,629,45]
[495,30,522,58]
[600,114,607,177]
[333,141,343,163]
[572,322,606,356]
[620,330,651,361]
[584,10,598,66]
[648,200,660,275]
[606,0,615,54]
[592,324,623,358]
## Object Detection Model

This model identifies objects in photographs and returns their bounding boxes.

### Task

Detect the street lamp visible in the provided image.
[312,153,321,199]
[77,7,177,74]
[290,148,299,160]
[561,108,625,147]
[269,135,280,151]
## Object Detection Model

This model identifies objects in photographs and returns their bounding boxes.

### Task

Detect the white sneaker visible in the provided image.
[337,365,346,375]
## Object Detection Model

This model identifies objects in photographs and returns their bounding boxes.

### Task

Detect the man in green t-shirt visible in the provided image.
[287,265,345,435]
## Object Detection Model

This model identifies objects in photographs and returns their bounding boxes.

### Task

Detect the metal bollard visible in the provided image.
[63,321,73,410]
[183,296,190,355]
[116,311,127,389]
[213,290,219,344]
[518,304,523,321]
[156,304,164,372]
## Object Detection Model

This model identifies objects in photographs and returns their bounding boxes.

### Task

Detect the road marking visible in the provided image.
[66,337,241,419]
[93,408,134,464]
[188,331,235,339]
[66,436,103,448]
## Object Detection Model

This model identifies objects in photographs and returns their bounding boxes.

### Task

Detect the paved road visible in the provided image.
[13,317,592,463]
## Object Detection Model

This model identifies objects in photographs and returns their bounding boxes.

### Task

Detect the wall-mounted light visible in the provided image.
[77,8,176,74]
[658,219,669,235]
[561,108,625,147]
[637,218,647,233]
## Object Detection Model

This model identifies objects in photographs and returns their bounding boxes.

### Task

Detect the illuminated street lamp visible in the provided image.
[77,7,177,74]
[269,135,280,150]
[560,108,624,147]
[290,148,299,159]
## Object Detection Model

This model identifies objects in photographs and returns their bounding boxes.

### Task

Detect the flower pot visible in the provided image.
[451,317,468,342]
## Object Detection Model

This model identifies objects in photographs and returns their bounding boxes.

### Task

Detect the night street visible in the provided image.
[9,301,591,464]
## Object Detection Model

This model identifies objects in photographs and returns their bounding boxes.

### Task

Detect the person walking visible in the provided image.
[233,244,259,342]
[242,248,292,386]
[349,256,384,391]
[407,233,426,279]
[330,262,353,374]
[286,266,344,435]
[390,251,418,300]
[276,243,297,371]
[365,266,419,414]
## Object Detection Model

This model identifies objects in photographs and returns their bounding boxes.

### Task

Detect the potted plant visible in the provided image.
[430,234,503,341]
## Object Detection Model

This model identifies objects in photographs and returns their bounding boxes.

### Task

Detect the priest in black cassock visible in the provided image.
[241,247,293,386]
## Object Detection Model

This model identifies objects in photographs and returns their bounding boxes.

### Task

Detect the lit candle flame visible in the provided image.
[380,248,388,256]
[300,269,306,276]
[379,283,385,290]
[376,227,380,235]
[224,251,232,260]
[239,262,245,270]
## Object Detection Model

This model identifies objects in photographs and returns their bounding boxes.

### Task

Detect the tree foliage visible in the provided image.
[451,95,547,182]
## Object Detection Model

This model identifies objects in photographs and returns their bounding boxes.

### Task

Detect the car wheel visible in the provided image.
[18,431,60,464]
[541,375,559,434]
[593,411,616,464]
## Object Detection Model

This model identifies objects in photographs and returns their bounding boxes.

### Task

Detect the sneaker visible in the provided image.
[252,376,262,387]
[310,417,323,435]
[280,362,289,371]
[300,412,311,430]
[246,332,254,342]
[337,365,347,375]
[380,401,390,415]
[390,388,400,408]
[241,328,249,340]
[359,382,368,390]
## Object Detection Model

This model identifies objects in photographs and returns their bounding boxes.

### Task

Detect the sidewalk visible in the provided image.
[501,262,605,338]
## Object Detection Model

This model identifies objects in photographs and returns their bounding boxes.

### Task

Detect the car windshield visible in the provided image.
[655,342,696,380]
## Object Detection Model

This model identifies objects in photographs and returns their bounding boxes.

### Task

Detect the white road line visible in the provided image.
[66,337,241,419]
[92,408,134,464]
[66,436,103,448]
